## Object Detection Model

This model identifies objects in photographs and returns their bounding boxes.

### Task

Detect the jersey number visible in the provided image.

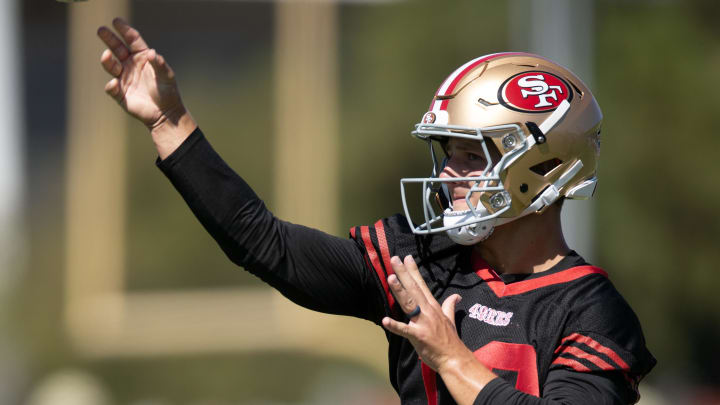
[474,341,540,396]
[422,341,539,404]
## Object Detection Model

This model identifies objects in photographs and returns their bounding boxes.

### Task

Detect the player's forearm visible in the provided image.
[151,106,197,160]
[155,128,377,318]
[156,127,272,268]
[438,352,499,405]
[439,357,612,405]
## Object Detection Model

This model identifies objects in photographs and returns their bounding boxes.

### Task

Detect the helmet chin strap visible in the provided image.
[443,207,496,245]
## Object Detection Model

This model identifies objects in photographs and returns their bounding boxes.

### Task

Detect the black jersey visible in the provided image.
[158,128,655,404]
[350,215,655,404]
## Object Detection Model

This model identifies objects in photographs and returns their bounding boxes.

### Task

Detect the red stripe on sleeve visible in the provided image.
[551,356,592,372]
[555,345,615,371]
[350,227,356,238]
[560,333,630,370]
[421,362,438,405]
[361,225,395,310]
[374,220,395,279]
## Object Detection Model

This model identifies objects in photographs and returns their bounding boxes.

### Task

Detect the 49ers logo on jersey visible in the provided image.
[498,71,573,113]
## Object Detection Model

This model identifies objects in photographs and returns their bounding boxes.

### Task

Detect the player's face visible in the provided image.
[439,137,500,211]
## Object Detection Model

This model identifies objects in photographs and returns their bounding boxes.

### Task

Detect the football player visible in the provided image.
[98,18,655,404]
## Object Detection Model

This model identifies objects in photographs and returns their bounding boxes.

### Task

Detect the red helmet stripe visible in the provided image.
[432,52,531,111]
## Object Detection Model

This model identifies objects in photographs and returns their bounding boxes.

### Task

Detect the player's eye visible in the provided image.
[468,152,482,161]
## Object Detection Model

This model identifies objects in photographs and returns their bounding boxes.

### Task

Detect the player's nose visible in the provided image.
[438,163,464,184]
[439,156,468,179]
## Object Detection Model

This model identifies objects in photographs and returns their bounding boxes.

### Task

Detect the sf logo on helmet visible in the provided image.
[422,112,436,124]
[498,71,573,113]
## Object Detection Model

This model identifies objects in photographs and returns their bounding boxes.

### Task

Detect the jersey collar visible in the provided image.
[471,250,607,297]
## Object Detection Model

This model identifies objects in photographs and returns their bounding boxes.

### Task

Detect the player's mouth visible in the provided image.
[451,196,472,210]
[451,192,469,202]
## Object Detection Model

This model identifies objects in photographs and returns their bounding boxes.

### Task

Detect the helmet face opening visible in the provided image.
[400,52,602,241]
[401,121,532,235]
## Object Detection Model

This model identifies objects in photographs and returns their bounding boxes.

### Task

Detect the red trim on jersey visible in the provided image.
[474,341,540,396]
[551,356,591,372]
[555,345,615,371]
[559,333,630,370]
[361,225,396,310]
[350,226,356,238]
[436,52,528,111]
[374,220,396,281]
[471,252,608,297]
[421,362,438,405]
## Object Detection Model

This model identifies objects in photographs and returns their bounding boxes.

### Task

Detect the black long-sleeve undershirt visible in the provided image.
[155,127,384,322]
[155,127,636,405]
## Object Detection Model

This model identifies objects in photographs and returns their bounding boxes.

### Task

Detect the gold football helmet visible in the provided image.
[400,52,602,245]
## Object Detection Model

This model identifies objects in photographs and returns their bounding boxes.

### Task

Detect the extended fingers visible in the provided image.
[100,49,122,77]
[392,255,435,304]
[402,255,435,303]
[104,78,123,101]
[441,294,462,327]
[390,256,423,297]
[112,17,149,53]
[382,316,411,338]
[97,26,129,61]
[147,49,175,81]
[388,274,421,318]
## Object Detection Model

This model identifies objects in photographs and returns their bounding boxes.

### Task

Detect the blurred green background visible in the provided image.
[8,0,720,403]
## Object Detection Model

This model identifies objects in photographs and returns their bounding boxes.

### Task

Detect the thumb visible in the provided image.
[441,294,462,327]
[148,48,174,81]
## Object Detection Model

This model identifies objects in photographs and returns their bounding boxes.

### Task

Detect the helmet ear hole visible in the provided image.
[529,158,563,176]
[520,183,529,193]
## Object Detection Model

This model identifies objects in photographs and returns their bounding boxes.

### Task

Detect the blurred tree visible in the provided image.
[596,0,720,387]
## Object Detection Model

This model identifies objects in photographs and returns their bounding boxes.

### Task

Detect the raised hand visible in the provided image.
[97,18,183,128]
[97,18,196,159]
